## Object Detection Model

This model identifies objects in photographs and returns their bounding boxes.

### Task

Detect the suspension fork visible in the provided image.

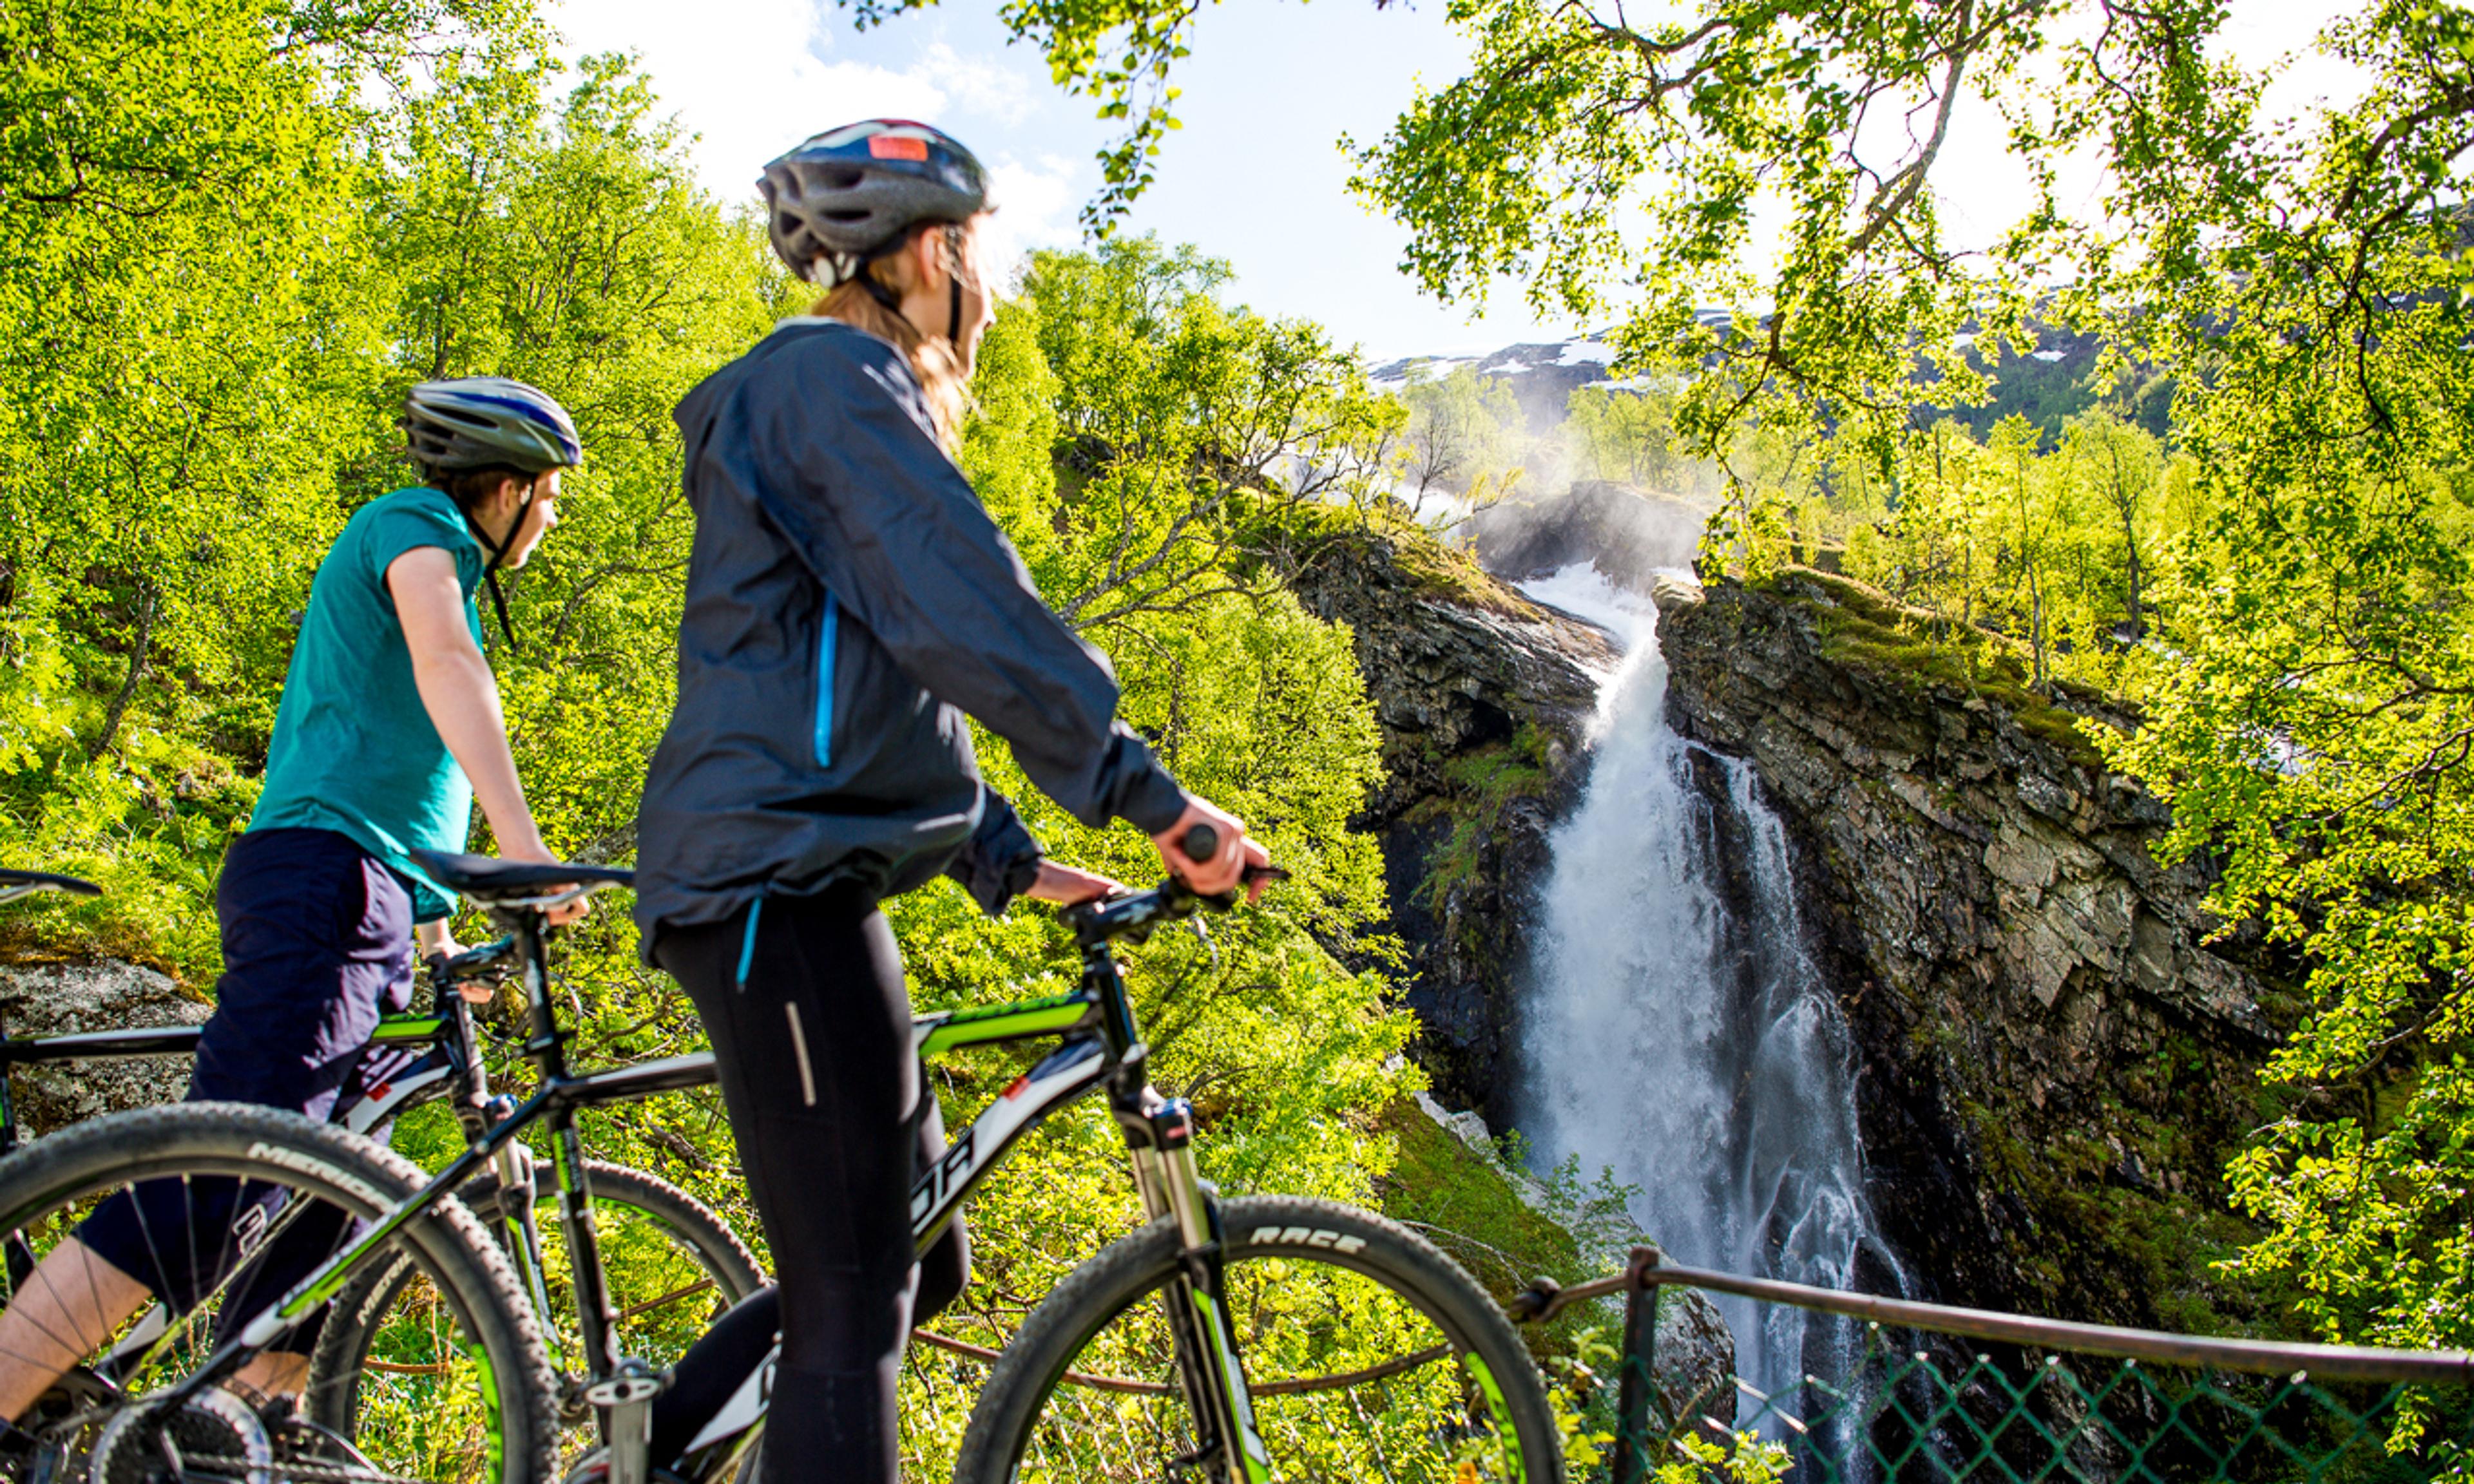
[1111,1050,1271,1481]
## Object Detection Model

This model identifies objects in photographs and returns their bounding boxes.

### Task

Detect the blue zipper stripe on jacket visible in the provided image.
[814,589,838,769]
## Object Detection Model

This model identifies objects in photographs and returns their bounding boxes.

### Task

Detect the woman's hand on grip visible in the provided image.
[1153,797,1272,902]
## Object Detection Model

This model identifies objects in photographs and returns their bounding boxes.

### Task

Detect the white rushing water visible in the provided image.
[1515,566,1904,1422]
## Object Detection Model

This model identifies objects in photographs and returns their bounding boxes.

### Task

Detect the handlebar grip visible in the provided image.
[1181,824,1220,864]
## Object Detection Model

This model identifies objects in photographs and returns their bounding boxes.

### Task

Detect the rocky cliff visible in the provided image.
[1656,569,2288,1328]
[1283,528,1617,1127]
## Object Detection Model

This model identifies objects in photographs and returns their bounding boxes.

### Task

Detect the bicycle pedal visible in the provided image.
[583,1371,669,1407]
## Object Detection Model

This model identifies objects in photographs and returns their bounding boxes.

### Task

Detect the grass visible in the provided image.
[1374,1098,1607,1362]
[1758,566,2120,770]
[1410,727,1557,916]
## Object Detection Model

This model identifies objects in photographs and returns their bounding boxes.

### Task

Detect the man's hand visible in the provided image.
[417,922,499,1005]
[1152,796,1272,902]
[1025,861,1126,906]
[498,832,591,926]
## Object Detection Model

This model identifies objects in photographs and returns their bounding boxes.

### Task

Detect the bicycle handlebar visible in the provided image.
[1066,855,1288,947]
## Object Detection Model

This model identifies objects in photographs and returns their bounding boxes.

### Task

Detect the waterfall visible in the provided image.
[1513,565,1906,1427]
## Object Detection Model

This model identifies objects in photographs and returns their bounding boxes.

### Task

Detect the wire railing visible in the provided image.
[1511,1246,2474,1483]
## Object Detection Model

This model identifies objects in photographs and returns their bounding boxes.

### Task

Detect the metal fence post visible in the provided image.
[1613,1243,1664,1484]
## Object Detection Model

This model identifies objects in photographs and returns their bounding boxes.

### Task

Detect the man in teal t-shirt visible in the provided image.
[0,379,590,1443]
[251,484,492,922]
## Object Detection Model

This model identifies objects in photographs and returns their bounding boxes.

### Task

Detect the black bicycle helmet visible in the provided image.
[403,377,584,477]
[759,120,992,287]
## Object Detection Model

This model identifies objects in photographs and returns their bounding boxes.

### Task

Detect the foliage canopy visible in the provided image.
[941,0,2474,1351]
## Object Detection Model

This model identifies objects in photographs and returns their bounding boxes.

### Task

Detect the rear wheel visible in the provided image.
[0,1103,556,1483]
[312,1158,762,1467]
[955,1195,1560,1483]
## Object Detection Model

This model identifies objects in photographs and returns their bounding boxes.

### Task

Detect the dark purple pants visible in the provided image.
[77,828,419,1352]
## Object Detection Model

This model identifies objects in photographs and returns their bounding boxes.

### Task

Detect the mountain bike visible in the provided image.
[0,863,762,1481]
[0,837,1561,1483]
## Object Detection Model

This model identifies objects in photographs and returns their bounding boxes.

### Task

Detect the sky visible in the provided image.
[555,0,2373,363]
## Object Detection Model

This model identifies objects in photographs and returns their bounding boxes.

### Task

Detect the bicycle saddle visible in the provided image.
[0,868,102,900]
[410,848,634,902]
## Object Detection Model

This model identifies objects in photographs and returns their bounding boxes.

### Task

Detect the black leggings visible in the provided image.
[654,886,966,1483]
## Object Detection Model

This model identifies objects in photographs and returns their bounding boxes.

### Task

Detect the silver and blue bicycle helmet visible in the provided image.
[403,377,584,476]
[401,377,583,650]
[759,120,992,337]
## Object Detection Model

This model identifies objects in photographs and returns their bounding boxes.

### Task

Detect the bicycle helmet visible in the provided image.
[758,120,991,287]
[403,377,583,476]
[401,377,582,652]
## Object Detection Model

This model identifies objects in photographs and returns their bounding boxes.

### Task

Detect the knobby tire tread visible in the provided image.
[0,1103,560,1483]
[952,1194,1561,1484]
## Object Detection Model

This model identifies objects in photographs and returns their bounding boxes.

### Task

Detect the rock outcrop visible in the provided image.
[0,960,207,1137]
[1656,570,2287,1327]
[1283,528,1616,1125]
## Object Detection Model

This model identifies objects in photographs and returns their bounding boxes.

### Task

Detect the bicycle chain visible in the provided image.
[158,1452,432,1484]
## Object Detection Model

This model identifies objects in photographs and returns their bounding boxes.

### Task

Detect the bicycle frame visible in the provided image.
[0,999,466,1158]
[151,877,1272,1483]
[0,937,727,1390]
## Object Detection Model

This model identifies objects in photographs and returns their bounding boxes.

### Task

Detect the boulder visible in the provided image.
[0,960,207,1137]
[1468,480,1712,593]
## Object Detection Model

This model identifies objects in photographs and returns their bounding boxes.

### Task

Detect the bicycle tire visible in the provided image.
[953,1194,1562,1484]
[0,1102,557,1483]
[310,1158,762,1459]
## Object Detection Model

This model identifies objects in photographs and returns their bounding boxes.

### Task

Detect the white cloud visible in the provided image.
[553,0,1052,211]
[981,153,1083,286]
[914,42,1039,127]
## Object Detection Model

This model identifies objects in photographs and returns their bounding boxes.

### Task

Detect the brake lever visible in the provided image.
[1196,864,1293,913]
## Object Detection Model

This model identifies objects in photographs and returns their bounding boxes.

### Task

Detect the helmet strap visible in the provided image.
[463,482,533,652]
[948,271,962,347]
[858,273,905,318]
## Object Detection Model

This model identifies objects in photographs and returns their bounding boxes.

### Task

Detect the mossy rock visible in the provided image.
[1374,1099,1597,1357]
[1756,566,2120,770]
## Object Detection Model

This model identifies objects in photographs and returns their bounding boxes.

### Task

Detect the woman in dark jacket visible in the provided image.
[633,119,1265,1483]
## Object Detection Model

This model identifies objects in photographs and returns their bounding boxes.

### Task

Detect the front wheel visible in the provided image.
[954,1194,1561,1484]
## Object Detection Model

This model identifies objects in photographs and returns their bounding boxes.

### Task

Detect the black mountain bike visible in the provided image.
[0,840,1560,1483]
[0,864,762,1481]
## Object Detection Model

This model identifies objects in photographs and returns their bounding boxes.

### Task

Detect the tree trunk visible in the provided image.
[89,579,158,761]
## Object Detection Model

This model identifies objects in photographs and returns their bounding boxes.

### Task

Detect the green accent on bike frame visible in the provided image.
[1191,1288,1272,1483]
[1465,1351,1527,1481]
[369,1016,448,1043]
[917,992,1093,1057]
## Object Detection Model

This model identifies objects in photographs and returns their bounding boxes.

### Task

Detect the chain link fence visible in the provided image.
[1514,1247,2474,1483]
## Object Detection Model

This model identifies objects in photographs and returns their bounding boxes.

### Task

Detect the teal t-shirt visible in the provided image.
[250,487,485,921]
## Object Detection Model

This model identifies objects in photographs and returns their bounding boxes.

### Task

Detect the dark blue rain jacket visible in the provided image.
[633,319,1187,952]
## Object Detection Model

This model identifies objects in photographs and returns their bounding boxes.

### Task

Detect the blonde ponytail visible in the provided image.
[816,220,983,452]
